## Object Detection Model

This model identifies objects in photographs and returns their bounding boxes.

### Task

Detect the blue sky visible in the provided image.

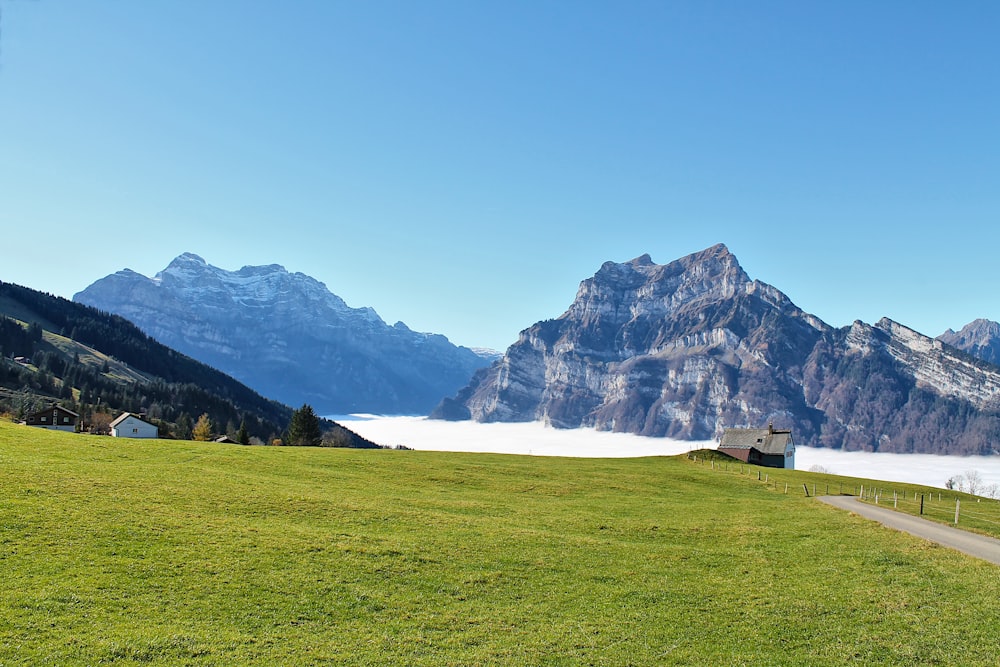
[1,1,997,351]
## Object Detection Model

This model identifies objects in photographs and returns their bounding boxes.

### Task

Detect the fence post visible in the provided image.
[803,484,810,497]
[920,495,924,515]
[955,499,960,525]
[784,483,788,494]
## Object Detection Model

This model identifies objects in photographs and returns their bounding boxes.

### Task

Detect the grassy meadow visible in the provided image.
[3,421,1000,665]
[688,452,1000,540]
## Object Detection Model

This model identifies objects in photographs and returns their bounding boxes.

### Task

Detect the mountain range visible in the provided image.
[75,254,495,416]
[0,280,377,447]
[433,244,1000,456]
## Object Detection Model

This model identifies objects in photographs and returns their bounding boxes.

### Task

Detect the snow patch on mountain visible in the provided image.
[75,254,492,414]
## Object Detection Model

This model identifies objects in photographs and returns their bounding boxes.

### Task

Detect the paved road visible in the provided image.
[819,495,1000,566]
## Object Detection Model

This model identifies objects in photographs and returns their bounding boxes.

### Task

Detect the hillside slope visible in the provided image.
[0,280,377,446]
[3,422,1000,665]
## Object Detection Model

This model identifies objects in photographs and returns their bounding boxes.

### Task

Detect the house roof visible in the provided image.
[29,405,79,418]
[110,412,155,428]
[720,426,793,455]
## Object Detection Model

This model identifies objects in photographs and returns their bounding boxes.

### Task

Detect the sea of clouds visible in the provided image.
[335,415,1000,492]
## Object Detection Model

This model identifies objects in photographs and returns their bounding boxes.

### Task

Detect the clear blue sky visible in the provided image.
[1,1,997,351]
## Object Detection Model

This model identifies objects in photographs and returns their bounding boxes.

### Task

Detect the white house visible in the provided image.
[110,412,159,439]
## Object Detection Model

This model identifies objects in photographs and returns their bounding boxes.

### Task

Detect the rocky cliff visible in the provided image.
[939,319,1000,367]
[433,245,1000,455]
[75,254,493,415]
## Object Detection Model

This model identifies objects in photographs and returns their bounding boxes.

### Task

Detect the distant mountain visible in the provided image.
[433,244,1000,456]
[939,319,1000,367]
[75,254,494,415]
[0,280,378,447]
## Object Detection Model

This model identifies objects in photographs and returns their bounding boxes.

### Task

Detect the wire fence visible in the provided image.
[687,451,1000,540]
[863,488,1000,530]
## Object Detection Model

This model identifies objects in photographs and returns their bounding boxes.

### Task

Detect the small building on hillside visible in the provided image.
[24,405,79,432]
[718,423,795,469]
[110,412,159,439]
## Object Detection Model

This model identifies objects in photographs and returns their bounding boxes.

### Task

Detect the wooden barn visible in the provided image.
[718,423,795,469]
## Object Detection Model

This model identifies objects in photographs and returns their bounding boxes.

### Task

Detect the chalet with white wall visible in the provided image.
[110,412,159,439]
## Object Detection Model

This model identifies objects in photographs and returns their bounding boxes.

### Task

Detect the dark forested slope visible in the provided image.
[0,281,377,447]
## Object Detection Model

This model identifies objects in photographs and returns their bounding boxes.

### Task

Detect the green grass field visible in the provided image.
[687,451,1000,540]
[3,421,1000,665]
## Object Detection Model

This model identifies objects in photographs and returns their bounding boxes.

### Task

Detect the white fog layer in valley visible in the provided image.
[335,415,1000,492]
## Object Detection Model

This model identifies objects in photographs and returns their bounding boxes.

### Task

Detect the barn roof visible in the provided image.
[720,425,793,455]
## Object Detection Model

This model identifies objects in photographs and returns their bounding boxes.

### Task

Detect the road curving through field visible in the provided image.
[819,495,1000,566]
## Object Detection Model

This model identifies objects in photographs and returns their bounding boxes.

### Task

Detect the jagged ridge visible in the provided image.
[433,244,1000,455]
[75,254,494,415]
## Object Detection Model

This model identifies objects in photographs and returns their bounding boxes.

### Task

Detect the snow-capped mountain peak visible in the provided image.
[75,254,491,414]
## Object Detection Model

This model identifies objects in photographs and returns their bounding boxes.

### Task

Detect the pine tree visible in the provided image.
[175,412,193,440]
[192,413,214,441]
[237,419,250,446]
[287,404,322,446]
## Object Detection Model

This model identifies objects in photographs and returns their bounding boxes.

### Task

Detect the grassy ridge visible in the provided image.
[3,422,1000,665]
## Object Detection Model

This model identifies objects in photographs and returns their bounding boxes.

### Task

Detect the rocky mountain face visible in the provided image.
[75,254,493,415]
[938,319,1000,367]
[433,244,1000,455]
